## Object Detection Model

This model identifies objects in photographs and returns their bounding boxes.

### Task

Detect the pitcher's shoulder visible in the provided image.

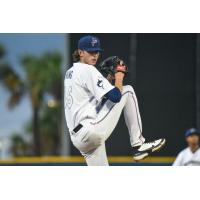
[74,63,99,74]
[179,147,190,155]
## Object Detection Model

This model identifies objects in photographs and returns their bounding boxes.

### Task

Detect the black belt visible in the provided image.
[73,124,83,133]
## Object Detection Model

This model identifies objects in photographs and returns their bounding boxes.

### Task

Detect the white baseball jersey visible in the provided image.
[64,62,114,131]
[64,62,145,166]
[173,147,200,166]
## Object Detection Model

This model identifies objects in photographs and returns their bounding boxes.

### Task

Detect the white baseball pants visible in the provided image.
[70,85,145,166]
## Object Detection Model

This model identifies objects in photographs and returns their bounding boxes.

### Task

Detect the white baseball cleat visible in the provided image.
[133,138,166,161]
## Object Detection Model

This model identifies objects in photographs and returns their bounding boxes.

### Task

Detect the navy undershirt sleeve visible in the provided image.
[104,87,122,103]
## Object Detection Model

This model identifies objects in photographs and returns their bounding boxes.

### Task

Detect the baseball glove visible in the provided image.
[97,56,128,78]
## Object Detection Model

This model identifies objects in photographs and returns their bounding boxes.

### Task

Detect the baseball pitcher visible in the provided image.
[64,35,166,166]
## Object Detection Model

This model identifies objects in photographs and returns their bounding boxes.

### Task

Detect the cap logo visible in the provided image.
[91,38,98,47]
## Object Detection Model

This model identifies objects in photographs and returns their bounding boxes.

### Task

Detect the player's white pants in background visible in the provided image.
[70,85,145,166]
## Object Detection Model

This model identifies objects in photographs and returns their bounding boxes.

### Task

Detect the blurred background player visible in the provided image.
[173,128,200,166]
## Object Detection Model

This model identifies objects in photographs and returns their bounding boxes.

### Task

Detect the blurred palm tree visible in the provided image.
[10,134,32,157]
[39,104,61,155]
[0,44,62,156]
[0,44,24,108]
[41,52,63,155]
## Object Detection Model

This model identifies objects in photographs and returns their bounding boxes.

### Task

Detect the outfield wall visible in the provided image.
[0,156,175,166]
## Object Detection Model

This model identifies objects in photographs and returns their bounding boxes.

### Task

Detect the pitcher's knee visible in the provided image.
[122,85,135,94]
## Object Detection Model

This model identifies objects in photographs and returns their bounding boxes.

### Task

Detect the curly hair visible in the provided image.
[72,49,80,62]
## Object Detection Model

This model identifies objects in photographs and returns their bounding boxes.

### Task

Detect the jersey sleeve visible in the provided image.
[85,66,114,101]
[172,151,183,166]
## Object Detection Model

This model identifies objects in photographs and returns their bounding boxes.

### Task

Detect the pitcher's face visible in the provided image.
[79,50,100,65]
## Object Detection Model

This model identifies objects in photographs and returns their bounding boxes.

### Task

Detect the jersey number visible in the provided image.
[65,86,73,109]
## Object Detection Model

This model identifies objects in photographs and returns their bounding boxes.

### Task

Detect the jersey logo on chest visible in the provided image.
[97,79,104,89]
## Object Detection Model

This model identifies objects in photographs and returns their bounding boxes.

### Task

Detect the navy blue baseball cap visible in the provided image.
[185,128,200,137]
[78,35,102,52]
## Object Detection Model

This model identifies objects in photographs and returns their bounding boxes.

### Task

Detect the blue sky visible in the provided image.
[0,33,65,138]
